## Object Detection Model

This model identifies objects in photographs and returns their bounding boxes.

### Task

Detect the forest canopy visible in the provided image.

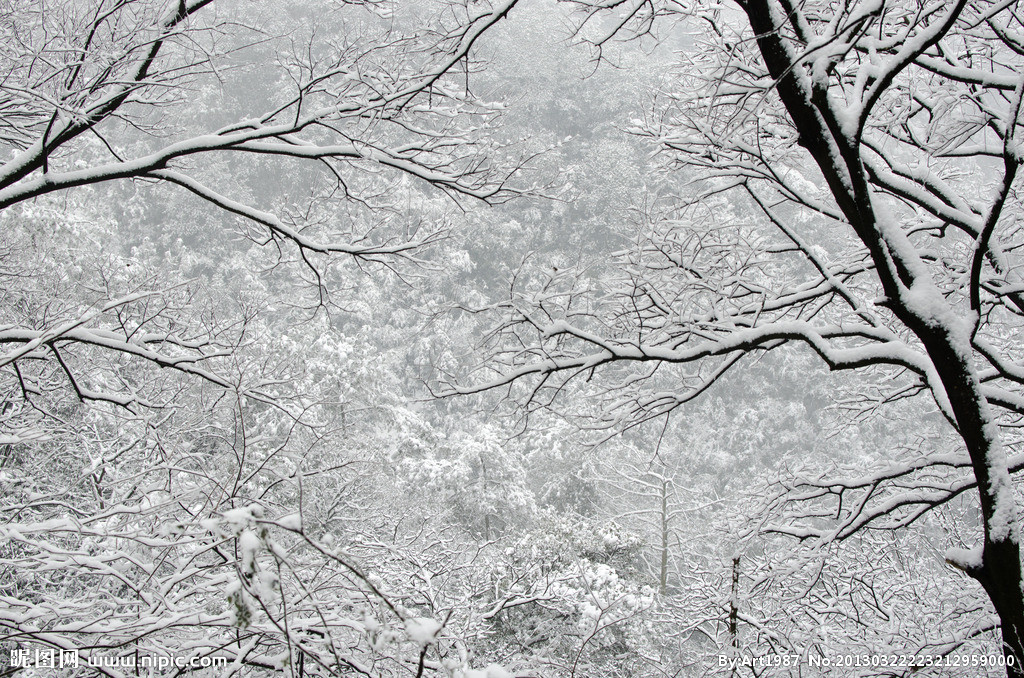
[1,0,1024,676]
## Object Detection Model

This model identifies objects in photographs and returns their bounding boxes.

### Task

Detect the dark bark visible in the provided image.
[740,0,1024,672]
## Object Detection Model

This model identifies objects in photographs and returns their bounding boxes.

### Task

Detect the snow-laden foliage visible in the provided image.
[6,0,1024,676]
[453,0,1024,674]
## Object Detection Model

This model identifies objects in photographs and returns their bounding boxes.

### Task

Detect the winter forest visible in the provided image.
[3,0,1024,676]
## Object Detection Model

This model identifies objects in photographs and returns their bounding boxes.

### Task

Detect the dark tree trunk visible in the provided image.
[740,1,1024,673]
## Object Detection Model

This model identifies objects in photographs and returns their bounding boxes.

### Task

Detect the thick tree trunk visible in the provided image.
[924,334,1024,677]
[976,541,1024,678]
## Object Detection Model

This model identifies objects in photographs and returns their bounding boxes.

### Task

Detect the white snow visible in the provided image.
[404,617,442,646]
[464,665,514,678]
[945,545,983,572]
[238,530,261,575]
[277,513,301,531]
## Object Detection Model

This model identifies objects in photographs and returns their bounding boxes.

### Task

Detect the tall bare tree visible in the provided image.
[456,0,1024,671]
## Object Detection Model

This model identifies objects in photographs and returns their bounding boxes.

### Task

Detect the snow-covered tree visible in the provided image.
[0,0,526,410]
[456,0,1024,672]
[0,0,534,674]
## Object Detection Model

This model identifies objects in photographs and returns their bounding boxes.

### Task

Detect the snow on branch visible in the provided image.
[0,0,528,258]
